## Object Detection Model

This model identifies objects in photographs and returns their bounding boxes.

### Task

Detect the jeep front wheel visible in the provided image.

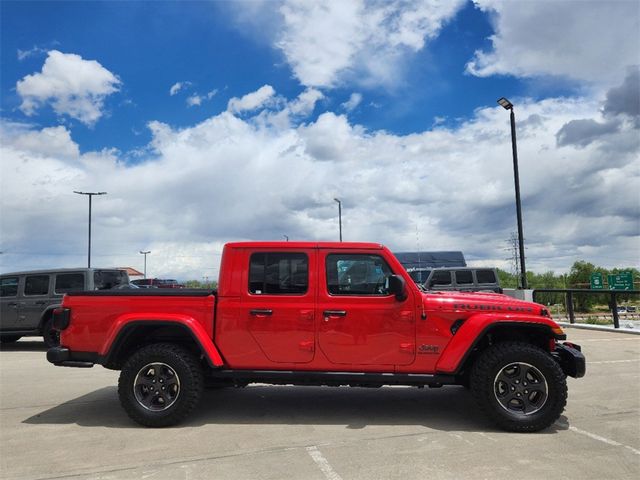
[470,341,567,432]
[118,343,203,427]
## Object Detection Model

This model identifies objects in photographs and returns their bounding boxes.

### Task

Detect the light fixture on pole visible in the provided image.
[283,235,289,241]
[333,198,342,242]
[497,97,527,289]
[140,250,151,279]
[73,191,107,268]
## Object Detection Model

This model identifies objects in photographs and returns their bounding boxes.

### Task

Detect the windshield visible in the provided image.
[94,270,129,290]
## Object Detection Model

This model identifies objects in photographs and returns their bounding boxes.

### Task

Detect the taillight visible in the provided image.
[52,308,71,331]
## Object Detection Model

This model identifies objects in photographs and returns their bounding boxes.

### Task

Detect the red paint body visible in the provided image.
[60,242,563,374]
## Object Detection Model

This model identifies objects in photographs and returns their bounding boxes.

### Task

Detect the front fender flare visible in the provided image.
[435,314,562,374]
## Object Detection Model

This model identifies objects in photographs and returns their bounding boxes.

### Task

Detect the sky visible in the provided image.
[1,0,639,281]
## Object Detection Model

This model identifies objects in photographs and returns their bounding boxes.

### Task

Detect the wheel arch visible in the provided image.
[437,319,560,377]
[102,321,223,370]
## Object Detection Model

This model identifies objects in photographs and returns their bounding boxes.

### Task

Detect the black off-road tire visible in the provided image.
[118,343,204,427]
[42,318,60,348]
[470,341,567,432]
[0,335,22,343]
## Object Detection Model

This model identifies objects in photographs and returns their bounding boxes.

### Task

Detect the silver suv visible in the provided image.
[409,267,502,293]
[0,268,129,346]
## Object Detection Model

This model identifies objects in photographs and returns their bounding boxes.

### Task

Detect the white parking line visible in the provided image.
[306,446,343,480]
[590,359,640,364]
[557,422,640,456]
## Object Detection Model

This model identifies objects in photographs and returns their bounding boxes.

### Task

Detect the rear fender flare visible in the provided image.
[435,314,561,374]
[101,314,224,367]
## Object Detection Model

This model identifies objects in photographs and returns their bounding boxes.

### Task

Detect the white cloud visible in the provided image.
[186,90,217,107]
[16,50,121,126]
[170,82,188,96]
[227,84,276,113]
[232,0,465,89]
[342,92,362,112]
[467,0,640,85]
[1,84,638,278]
[17,46,47,61]
[0,122,79,160]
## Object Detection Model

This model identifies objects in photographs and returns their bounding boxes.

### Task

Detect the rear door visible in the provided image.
[0,276,21,330]
[240,249,316,364]
[20,274,51,329]
[317,250,416,367]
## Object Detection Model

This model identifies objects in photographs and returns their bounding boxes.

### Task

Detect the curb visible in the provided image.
[558,321,640,335]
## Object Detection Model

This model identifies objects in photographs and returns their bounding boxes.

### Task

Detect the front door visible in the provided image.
[317,251,416,367]
[241,250,316,364]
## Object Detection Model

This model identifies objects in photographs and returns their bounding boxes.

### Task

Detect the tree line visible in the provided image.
[498,261,639,312]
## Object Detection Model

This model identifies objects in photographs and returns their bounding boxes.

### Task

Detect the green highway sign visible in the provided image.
[607,272,634,290]
[590,272,604,290]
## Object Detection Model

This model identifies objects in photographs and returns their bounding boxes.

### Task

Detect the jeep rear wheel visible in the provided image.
[470,341,567,432]
[118,343,203,427]
[42,317,60,348]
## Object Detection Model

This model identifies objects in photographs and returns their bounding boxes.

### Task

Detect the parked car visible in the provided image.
[131,278,184,289]
[0,268,129,346]
[415,267,502,293]
[48,241,584,431]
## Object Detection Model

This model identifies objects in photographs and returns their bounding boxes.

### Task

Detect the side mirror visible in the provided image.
[387,275,407,301]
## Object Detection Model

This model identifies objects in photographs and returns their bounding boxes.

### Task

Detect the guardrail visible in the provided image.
[532,289,640,329]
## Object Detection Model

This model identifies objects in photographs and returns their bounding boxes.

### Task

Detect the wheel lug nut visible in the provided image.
[511,387,515,391]
[516,393,521,397]
[525,390,528,394]
[515,380,519,384]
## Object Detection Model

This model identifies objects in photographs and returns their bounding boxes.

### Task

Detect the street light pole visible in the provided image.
[333,198,342,242]
[140,251,151,279]
[283,235,289,241]
[73,191,107,268]
[497,97,527,289]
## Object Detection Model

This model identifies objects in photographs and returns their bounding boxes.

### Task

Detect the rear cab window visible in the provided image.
[249,252,309,295]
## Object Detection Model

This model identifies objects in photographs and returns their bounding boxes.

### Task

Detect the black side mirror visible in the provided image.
[387,275,407,301]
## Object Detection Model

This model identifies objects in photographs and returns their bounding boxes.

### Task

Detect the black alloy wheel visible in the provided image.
[470,341,567,432]
[118,343,203,427]
[493,362,548,415]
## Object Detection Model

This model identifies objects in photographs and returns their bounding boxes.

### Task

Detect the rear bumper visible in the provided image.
[553,342,586,378]
[47,346,97,368]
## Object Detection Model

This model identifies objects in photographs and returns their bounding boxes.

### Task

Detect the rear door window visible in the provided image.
[249,252,309,295]
[24,275,50,296]
[455,270,473,285]
[55,273,85,294]
[94,270,128,290]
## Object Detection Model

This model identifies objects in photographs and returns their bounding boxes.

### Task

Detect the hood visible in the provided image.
[421,290,548,316]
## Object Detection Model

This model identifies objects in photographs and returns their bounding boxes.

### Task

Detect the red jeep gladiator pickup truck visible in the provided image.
[47,242,585,431]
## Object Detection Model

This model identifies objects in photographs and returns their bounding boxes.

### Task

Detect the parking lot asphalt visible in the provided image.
[1,328,638,480]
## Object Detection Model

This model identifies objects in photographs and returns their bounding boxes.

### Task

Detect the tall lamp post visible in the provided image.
[73,191,107,268]
[283,235,289,241]
[140,251,151,279]
[333,198,342,242]
[497,97,527,289]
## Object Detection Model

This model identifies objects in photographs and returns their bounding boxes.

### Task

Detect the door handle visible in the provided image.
[34,301,47,305]
[7,302,18,308]
[323,310,347,317]
[250,309,273,316]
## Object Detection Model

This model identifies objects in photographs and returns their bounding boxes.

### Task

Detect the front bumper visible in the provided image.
[553,342,586,378]
[47,346,95,368]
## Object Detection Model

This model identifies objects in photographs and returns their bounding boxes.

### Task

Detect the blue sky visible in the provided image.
[1,1,638,279]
